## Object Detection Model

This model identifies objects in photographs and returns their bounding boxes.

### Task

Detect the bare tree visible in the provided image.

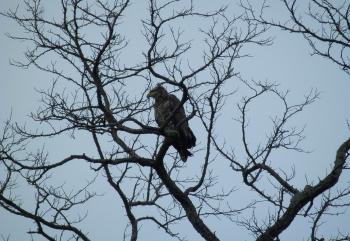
[242,0,350,75]
[1,1,349,241]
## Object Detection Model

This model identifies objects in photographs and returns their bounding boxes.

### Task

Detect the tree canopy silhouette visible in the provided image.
[1,1,349,241]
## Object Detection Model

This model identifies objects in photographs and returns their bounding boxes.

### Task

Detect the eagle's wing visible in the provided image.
[168,94,196,148]
[168,94,186,126]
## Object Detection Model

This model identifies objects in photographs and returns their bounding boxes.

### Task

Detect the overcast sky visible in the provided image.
[1,1,350,241]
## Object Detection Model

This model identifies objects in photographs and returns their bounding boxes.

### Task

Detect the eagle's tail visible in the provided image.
[173,143,193,162]
[181,127,196,148]
[179,149,193,162]
[187,128,196,148]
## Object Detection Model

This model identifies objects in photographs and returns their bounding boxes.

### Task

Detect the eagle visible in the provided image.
[147,85,196,161]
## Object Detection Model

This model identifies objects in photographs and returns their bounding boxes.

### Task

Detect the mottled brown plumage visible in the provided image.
[147,85,196,161]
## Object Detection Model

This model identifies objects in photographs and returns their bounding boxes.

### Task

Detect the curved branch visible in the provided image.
[257,137,350,241]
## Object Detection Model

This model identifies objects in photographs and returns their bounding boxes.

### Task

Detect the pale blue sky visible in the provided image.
[1,1,349,241]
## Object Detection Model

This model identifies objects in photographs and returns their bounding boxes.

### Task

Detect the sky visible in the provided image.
[0,0,350,241]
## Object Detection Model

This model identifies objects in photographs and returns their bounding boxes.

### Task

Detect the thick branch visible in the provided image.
[257,137,350,241]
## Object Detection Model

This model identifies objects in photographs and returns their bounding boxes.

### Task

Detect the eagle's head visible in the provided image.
[147,84,168,99]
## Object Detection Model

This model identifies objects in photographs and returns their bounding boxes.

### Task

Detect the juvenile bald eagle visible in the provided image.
[147,85,196,161]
